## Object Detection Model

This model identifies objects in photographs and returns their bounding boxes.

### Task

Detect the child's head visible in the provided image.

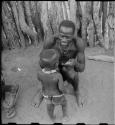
[39,49,60,70]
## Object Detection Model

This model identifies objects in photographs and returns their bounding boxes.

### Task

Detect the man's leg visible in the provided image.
[67,71,80,103]
[72,73,80,105]
[66,69,88,107]
[59,65,77,95]
[62,66,88,107]
[61,66,79,92]
[69,72,79,92]
[61,96,68,118]
[61,67,81,105]
[67,71,88,107]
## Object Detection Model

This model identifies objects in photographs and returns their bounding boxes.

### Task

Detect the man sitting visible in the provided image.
[42,20,86,107]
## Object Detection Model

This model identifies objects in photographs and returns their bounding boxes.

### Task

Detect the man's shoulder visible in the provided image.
[72,36,83,43]
[76,37,85,52]
[71,37,83,48]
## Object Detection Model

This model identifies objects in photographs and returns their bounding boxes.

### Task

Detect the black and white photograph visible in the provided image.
[1,1,114,124]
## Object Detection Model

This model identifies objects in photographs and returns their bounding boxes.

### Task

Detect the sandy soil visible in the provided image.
[1,44,114,124]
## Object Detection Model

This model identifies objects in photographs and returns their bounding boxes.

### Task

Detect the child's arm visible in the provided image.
[37,71,44,87]
[37,72,41,82]
[37,70,43,82]
[37,71,43,90]
[57,73,65,93]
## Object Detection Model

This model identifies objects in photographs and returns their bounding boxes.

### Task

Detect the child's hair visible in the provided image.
[39,49,60,70]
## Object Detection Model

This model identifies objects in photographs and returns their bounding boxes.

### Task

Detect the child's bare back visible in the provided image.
[32,49,68,121]
[37,70,63,96]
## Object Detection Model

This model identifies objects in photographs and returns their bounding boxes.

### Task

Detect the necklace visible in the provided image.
[42,68,57,74]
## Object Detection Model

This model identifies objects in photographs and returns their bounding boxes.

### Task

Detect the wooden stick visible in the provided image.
[87,55,114,63]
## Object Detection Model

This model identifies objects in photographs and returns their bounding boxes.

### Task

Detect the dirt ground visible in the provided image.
[1,44,114,124]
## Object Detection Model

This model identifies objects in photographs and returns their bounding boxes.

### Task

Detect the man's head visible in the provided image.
[39,49,60,70]
[59,20,75,46]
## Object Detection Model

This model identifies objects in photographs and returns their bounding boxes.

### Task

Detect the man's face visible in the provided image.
[59,26,74,46]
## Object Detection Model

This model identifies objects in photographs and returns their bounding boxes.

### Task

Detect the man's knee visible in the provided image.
[69,72,79,91]
[61,67,78,83]
[74,72,79,83]
[69,70,78,81]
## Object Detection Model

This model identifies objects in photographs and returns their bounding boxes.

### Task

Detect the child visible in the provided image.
[1,73,20,119]
[32,49,68,121]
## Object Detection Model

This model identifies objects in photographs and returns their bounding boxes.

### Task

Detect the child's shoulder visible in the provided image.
[37,69,45,77]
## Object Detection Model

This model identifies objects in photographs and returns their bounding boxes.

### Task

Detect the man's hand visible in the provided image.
[63,59,75,66]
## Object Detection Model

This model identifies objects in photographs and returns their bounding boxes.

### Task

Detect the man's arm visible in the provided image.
[74,37,85,72]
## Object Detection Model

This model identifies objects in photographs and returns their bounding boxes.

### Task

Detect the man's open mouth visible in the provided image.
[61,42,68,45]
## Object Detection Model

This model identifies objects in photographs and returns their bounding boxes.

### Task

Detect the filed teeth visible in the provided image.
[61,42,67,45]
